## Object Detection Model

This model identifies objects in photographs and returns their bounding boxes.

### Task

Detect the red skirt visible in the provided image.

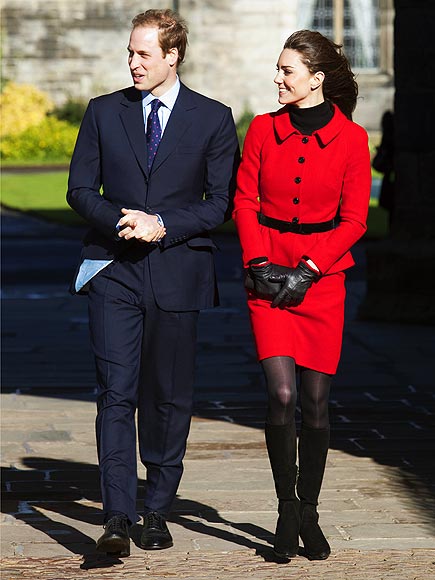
[247,271,346,375]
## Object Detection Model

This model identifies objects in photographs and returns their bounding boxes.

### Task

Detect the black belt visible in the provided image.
[258,212,340,234]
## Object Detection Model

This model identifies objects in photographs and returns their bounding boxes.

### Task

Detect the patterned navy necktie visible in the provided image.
[146,99,162,170]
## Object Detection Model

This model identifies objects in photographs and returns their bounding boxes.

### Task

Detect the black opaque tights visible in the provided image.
[261,356,331,428]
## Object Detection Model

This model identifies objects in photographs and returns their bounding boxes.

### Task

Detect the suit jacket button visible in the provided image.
[302,137,309,144]
[292,217,299,224]
[298,157,305,163]
[293,197,299,204]
[294,176,302,184]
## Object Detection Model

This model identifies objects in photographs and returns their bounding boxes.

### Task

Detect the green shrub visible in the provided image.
[52,97,87,125]
[236,108,255,148]
[0,116,78,162]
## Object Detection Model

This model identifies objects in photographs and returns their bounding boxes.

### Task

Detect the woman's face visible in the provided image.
[274,48,324,107]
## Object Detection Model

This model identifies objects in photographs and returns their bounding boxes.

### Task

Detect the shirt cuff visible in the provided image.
[302,257,320,273]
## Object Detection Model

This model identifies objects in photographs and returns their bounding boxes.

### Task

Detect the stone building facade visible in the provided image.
[1,0,394,130]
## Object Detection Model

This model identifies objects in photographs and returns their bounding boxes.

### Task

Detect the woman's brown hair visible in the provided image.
[284,30,358,119]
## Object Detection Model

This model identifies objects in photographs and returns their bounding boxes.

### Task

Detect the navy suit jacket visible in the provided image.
[67,83,239,311]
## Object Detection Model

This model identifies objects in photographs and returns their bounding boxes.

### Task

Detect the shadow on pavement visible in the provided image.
[1,457,271,563]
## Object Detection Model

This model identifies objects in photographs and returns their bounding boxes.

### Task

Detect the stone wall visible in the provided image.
[181,0,296,119]
[1,0,148,102]
[1,0,393,128]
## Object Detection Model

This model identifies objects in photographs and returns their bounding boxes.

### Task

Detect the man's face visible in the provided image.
[128,26,178,96]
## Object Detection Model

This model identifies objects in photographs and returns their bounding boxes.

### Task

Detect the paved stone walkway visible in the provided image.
[1,211,435,578]
[2,550,434,580]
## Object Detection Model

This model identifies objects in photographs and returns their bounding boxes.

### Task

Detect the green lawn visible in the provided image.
[367,197,389,239]
[1,171,85,226]
[1,171,388,238]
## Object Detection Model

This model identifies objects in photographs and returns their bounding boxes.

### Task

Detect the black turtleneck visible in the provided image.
[289,100,334,135]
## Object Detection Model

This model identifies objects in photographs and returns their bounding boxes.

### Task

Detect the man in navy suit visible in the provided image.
[67,8,239,556]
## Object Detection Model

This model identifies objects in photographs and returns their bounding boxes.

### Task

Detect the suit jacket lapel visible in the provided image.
[119,88,149,177]
[151,84,195,174]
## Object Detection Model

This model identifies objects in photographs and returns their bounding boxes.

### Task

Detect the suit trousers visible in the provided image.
[88,245,199,524]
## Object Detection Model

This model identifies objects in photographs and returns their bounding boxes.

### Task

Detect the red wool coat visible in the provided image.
[233,104,371,373]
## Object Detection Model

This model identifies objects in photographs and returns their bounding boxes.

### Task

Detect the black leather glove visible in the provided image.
[271,261,320,308]
[245,258,287,298]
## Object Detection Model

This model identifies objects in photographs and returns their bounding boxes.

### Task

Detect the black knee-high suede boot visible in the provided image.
[297,425,331,560]
[265,422,300,559]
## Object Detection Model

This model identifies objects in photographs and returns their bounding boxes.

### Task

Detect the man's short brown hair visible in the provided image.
[132,9,188,65]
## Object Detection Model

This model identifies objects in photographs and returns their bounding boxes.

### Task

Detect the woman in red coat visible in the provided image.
[233,30,371,561]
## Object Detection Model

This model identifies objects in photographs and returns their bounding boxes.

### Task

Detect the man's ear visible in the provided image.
[311,70,325,91]
[167,47,179,67]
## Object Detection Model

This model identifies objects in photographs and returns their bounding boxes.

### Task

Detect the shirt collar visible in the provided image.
[141,75,180,111]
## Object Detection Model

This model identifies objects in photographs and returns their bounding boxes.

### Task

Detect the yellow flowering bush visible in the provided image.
[0,82,55,138]
[0,116,78,161]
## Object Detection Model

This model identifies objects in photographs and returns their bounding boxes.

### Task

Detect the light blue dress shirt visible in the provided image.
[75,78,181,292]
[142,75,180,133]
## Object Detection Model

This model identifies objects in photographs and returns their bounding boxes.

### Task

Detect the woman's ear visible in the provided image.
[311,70,325,91]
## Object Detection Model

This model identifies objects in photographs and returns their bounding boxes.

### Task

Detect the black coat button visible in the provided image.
[302,137,309,144]
[293,197,299,204]
[298,157,305,163]
[294,177,301,184]
[292,217,299,224]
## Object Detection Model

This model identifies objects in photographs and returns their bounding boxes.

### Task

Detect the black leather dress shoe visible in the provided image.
[140,511,173,550]
[96,515,130,557]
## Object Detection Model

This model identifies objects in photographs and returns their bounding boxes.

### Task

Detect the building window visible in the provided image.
[297,0,380,71]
